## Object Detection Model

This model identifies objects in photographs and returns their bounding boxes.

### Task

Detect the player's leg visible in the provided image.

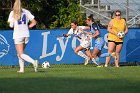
[84,49,92,65]
[92,48,100,65]
[99,53,110,57]
[17,55,24,73]
[105,41,116,67]
[115,43,123,67]
[15,39,34,64]
[74,45,89,60]
[92,38,104,66]
[24,37,38,72]
[80,41,92,65]
[97,40,116,58]
[99,52,116,58]
[97,51,101,57]
[24,37,38,71]
[93,50,116,66]
[15,38,38,72]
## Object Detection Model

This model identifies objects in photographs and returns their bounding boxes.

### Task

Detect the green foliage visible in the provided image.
[0,0,86,29]
[50,0,85,29]
[0,22,9,30]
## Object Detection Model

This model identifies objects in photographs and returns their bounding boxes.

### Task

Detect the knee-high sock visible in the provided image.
[93,53,111,63]
[92,58,99,65]
[18,56,24,72]
[99,53,111,58]
[77,51,88,59]
[20,54,34,64]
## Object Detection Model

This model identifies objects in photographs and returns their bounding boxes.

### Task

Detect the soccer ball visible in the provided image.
[42,61,50,68]
[117,31,125,38]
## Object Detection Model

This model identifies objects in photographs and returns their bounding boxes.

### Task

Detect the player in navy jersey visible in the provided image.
[81,14,115,66]
[8,0,38,73]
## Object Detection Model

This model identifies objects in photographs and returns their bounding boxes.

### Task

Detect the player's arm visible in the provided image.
[29,19,37,28]
[92,30,100,38]
[8,22,14,28]
[62,34,70,37]
[124,24,128,35]
[79,27,92,40]
[7,11,14,28]
[79,27,92,35]
[107,20,118,36]
[63,28,73,37]
[27,10,37,28]
[83,30,92,35]
[91,23,100,38]
[80,26,90,30]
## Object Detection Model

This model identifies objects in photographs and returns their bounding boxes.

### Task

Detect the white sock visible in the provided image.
[92,58,96,63]
[20,54,35,64]
[18,56,24,72]
[92,58,99,65]
[77,51,88,59]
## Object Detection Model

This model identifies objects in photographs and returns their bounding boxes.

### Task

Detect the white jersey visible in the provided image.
[68,26,91,43]
[8,9,35,39]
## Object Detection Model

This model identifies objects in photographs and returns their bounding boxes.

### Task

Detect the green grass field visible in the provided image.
[0,65,140,93]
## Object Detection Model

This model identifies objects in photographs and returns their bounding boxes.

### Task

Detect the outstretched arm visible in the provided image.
[80,27,100,38]
[62,34,70,37]
[79,27,92,35]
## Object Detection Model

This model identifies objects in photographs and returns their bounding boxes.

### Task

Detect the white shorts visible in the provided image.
[80,41,91,49]
[14,37,29,44]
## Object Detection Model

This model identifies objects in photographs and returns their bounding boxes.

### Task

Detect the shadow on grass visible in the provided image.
[0,77,140,93]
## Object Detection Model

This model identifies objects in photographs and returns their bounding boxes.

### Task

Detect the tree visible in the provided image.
[50,0,86,29]
[0,0,13,29]
[0,0,86,29]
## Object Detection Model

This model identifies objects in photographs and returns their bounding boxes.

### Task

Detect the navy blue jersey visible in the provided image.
[90,22,103,37]
[90,23,105,50]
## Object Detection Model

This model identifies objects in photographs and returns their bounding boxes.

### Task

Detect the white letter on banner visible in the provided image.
[72,37,77,50]
[56,36,70,61]
[40,32,56,59]
[104,33,108,49]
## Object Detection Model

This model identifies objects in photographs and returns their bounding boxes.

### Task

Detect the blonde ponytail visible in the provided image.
[13,0,22,21]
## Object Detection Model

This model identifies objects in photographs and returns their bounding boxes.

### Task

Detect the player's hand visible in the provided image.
[79,27,84,32]
[113,32,118,37]
[85,37,91,41]
[62,34,68,37]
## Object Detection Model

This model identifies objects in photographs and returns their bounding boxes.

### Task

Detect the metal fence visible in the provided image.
[80,0,140,28]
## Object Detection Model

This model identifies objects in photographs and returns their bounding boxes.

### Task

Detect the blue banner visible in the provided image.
[0,29,140,66]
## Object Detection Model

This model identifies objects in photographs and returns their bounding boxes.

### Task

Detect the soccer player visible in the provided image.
[105,10,128,67]
[8,0,38,73]
[81,14,115,66]
[63,20,98,65]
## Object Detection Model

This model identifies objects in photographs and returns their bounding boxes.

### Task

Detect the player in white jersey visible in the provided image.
[8,0,38,73]
[63,20,98,65]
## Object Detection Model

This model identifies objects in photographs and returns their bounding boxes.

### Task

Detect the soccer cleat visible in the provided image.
[115,65,120,67]
[104,64,108,67]
[96,65,103,67]
[111,52,118,60]
[92,58,99,66]
[17,71,24,73]
[34,60,38,72]
[84,58,89,65]
[111,52,116,58]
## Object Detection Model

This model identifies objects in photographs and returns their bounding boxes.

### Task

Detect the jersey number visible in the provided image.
[18,14,26,25]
